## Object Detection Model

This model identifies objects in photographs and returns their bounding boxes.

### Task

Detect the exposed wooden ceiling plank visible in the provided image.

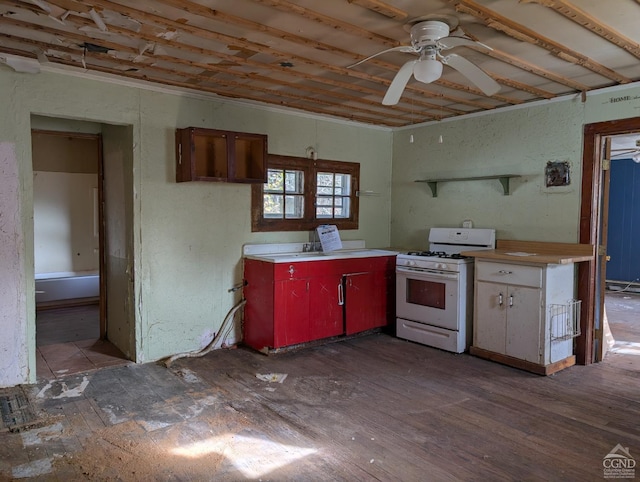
[250,0,400,47]
[435,77,523,105]
[470,44,589,92]
[1,0,538,117]
[447,0,633,84]
[46,8,458,120]
[155,0,369,65]
[0,32,409,126]
[0,30,417,124]
[346,0,408,20]
[522,0,640,60]
[0,13,441,124]
[491,75,554,98]
[151,0,510,113]
[40,0,501,111]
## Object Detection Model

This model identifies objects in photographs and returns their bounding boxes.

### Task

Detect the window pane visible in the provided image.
[316,206,333,218]
[340,197,351,218]
[265,169,284,193]
[264,194,283,218]
[334,174,351,195]
[317,172,334,187]
[316,196,332,206]
[317,186,333,195]
[284,194,304,218]
[284,170,304,194]
[337,198,350,218]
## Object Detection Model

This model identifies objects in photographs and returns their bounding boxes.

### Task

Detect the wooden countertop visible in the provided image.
[461,240,595,265]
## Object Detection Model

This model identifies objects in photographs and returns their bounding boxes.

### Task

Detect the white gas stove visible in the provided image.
[396,227,495,353]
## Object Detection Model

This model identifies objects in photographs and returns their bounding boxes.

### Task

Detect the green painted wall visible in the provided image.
[0,69,392,386]
[391,87,640,250]
[2,64,639,387]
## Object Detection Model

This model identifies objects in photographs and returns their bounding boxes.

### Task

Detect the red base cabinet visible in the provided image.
[243,255,395,352]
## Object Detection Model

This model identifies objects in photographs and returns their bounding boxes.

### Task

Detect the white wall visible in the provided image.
[33,171,98,274]
[0,68,393,386]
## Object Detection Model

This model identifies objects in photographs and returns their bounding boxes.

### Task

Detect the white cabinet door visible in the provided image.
[474,281,507,354]
[505,286,543,363]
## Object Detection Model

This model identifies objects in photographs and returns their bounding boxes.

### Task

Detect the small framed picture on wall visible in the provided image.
[545,161,571,187]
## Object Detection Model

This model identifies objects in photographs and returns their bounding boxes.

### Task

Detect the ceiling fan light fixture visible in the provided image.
[413,58,442,83]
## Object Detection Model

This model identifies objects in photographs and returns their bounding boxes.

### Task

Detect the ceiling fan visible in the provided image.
[349,16,501,105]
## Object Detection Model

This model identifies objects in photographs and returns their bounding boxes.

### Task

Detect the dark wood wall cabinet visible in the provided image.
[175,127,267,183]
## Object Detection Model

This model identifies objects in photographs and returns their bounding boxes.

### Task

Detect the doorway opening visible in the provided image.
[31,120,134,379]
[603,133,640,359]
[579,117,640,365]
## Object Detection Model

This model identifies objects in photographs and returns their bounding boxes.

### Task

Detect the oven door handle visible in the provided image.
[396,267,458,280]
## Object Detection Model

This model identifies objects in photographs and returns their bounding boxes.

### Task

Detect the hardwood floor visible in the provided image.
[36,304,100,346]
[2,299,638,480]
[36,304,128,380]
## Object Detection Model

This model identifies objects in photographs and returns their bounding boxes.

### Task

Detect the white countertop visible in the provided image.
[243,241,398,263]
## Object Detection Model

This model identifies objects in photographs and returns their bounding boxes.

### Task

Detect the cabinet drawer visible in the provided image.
[476,261,542,288]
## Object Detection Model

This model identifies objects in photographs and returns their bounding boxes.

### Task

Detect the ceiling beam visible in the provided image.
[250,0,400,47]
[469,44,589,92]
[447,0,633,84]
[521,0,640,60]
[346,0,408,20]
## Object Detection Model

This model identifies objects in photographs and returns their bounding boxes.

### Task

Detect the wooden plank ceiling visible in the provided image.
[0,0,639,127]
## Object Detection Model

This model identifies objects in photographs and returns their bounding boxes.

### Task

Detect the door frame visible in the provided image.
[578,116,640,364]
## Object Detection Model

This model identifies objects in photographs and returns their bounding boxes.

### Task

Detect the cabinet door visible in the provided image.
[344,271,387,335]
[243,259,275,351]
[273,278,309,347]
[474,281,507,354]
[309,274,344,340]
[176,128,266,183]
[505,286,543,363]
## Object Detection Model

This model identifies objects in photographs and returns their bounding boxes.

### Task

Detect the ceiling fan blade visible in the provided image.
[382,60,416,105]
[440,54,500,96]
[438,36,492,51]
[347,46,416,69]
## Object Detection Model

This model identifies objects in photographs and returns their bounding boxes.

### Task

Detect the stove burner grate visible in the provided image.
[405,251,468,259]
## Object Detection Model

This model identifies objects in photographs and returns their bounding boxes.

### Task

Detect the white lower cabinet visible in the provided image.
[472,259,575,374]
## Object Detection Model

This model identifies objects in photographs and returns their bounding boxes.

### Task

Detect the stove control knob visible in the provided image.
[437,263,447,270]
[406,260,416,267]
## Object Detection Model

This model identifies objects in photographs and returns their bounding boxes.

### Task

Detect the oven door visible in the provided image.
[396,266,460,331]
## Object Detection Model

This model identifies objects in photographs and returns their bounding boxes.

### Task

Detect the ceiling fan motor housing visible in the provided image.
[410,21,451,48]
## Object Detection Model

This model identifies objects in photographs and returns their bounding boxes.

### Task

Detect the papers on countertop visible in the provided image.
[317,224,342,253]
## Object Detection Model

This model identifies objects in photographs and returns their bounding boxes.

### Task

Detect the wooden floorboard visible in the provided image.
[1,292,638,480]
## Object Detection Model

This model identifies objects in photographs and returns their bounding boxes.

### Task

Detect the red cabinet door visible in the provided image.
[273,278,310,347]
[243,259,275,351]
[309,273,344,340]
[344,271,376,335]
